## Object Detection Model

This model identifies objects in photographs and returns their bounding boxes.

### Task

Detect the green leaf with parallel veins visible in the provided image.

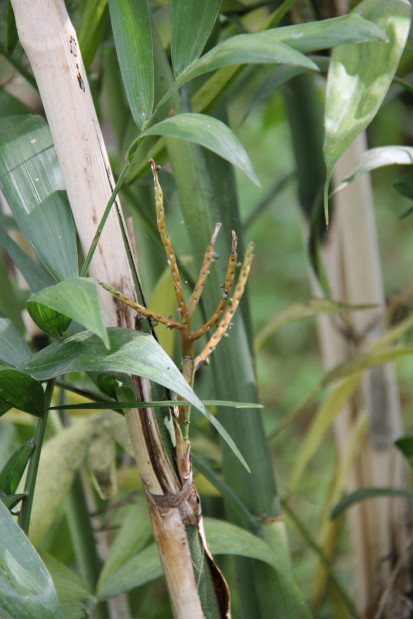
[203,517,277,568]
[0,369,45,417]
[0,500,63,618]
[28,278,109,348]
[334,145,413,192]
[108,0,153,128]
[27,303,72,340]
[0,317,32,367]
[171,0,221,76]
[331,487,413,519]
[41,553,93,619]
[78,0,109,69]
[323,0,411,223]
[254,298,375,351]
[175,34,318,89]
[269,13,388,53]
[19,328,249,470]
[140,113,259,185]
[394,434,413,467]
[0,228,54,293]
[0,439,34,494]
[0,115,78,281]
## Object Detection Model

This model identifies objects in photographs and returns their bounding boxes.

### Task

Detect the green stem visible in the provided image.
[80,160,131,277]
[18,379,54,534]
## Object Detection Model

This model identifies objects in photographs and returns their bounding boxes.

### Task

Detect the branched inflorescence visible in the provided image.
[101,158,254,445]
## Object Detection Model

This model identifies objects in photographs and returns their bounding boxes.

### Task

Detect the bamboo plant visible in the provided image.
[1,0,412,617]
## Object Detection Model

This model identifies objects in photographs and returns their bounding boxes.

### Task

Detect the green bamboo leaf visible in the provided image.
[254,298,375,351]
[41,553,93,619]
[0,369,45,417]
[335,145,413,192]
[0,115,78,281]
[0,317,32,367]
[323,0,411,223]
[171,0,221,76]
[50,399,263,411]
[0,228,54,293]
[140,113,259,185]
[269,13,388,53]
[192,14,386,116]
[78,0,109,69]
[19,328,249,470]
[331,487,413,519]
[203,517,278,568]
[27,303,71,340]
[176,33,318,88]
[96,517,280,600]
[323,347,413,386]
[394,434,413,467]
[0,439,34,494]
[28,278,109,348]
[108,0,153,129]
[0,500,63,618]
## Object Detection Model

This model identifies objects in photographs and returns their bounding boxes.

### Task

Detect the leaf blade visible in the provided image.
[0,369,45,417]
[323,0,411,222]
[171,0,221,76]
[141,113,259,185]
[0,115,78,281]
[28,278,109,348]
[0,500,63,618]
[20,328,249,470]
[108,0,153,128]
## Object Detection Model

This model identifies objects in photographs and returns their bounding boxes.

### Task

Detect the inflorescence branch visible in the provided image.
[100,159,254,440]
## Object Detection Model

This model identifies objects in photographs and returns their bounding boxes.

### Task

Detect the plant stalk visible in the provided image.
[18,379,54,534]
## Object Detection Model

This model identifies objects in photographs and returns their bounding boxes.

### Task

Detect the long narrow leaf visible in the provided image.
[171,0,221,76]
[269,13,388,52]
[254,299,375,351]
[323,0,411,222]
[140,113,259,185]
[28,278,109,348]
[335,145,413,192]
[331,487,413,519]
[0,369,45,417]
[19,328,249,470]
[0,317,32,366]
[0,500,63,618]
[176,35,318,89]
[0,115,78,281]
[108,0,153,128]
[0,228,54,292]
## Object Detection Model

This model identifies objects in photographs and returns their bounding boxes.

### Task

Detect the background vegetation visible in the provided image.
[1,0,413,617]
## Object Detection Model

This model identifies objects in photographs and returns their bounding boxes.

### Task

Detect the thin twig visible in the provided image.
[195,241,254,369]
[187,223,222,318]
[190,230,238,341]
